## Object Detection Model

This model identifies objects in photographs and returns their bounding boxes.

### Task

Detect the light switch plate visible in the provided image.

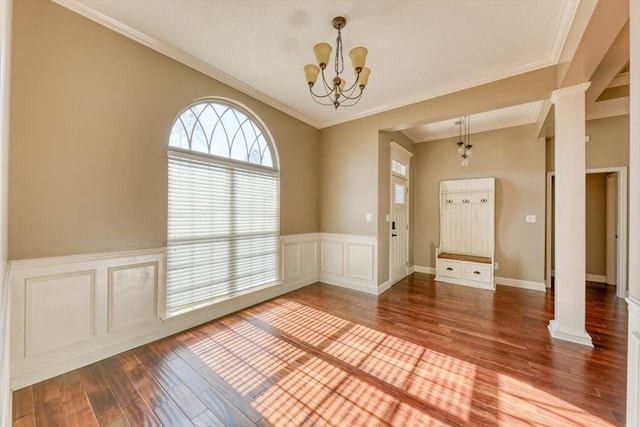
[526,215,536,223]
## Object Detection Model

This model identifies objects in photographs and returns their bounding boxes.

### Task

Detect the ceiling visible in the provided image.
[55,0,585,137]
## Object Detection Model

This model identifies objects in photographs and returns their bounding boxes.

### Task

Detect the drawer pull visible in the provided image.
[473,271,481,275]
[446,267,453,271]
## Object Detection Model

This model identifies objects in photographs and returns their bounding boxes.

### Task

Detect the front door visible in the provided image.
[390,174,408,283]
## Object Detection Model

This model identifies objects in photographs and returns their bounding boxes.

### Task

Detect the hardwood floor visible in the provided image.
[12,274,627,426]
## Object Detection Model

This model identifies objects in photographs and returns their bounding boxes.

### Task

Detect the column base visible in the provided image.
[548,319,594,347]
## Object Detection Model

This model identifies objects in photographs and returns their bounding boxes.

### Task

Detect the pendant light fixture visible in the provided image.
[456,116,473,166]
[304,16,371,109]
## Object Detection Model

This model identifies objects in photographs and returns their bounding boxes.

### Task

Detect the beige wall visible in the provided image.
[9,0,319,260]
[546,115,629,279]
[320,67,557,285]
[585,173,607,277]
[546,115,630,172]
[413,124,546,283]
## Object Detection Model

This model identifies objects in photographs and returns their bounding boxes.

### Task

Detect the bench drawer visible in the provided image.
[463,263,492,283]
[437,259,463,278]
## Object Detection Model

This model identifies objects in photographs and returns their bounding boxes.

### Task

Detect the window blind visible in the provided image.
[166,153,279,315]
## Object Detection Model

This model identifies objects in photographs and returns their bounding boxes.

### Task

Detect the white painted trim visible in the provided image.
[50,0,321,130]
[378,280,393,294]
[546,167,628,298]
[49,0,577,131]
[389,142,412,285]
[414,266,545,292]
[548,0,581,63]
[9,243,317,389]
[318,233,378,295]
[627,296,640,427]
[548,319,594,347]
[8,233,380,387]
[546,172,553,288]
[585,274,607,284]
[414,265,436,275]
[0,0,12,424]
[551,81,591,102]
[496,276,546,292]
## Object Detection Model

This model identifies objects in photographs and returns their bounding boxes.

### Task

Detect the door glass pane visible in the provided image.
[395,183,405,204]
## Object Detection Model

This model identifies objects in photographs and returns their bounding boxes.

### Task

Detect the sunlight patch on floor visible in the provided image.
[187,297,614,426]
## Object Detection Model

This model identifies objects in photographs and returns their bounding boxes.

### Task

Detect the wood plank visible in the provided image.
[15,277,627,427]
[438,252,492,263]
[11,387,34,420]
[122,399,162,427]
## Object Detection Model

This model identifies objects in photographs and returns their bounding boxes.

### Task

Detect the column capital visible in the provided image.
[551,82,591,104]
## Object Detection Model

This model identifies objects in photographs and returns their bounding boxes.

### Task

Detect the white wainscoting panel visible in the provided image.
[345,243,375,281]
[319,234,378,294]
[26,271,96,357]
[301,240,317,275]
[627,297,640,426]
[108,262,158,332]
[9,248,166,388]
[280,234,318,287]
[9,234,376,389]
[320,240,345,276]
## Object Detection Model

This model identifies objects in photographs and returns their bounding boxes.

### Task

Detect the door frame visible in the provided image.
[545,166,628,298]
[389,141,413,284]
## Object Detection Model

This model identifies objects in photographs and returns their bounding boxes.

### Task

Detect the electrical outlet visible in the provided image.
[494,262,499,270]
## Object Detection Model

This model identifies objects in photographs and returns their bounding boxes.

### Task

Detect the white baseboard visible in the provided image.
[496,276,546,292]
[414,265,436,275]
[8,233,380,389]
[585,274,607,283]
[8,242,320,389]
[317,233,378,294]
[378,279,393,294]
[552,270,610,284]
[413,266,545,292]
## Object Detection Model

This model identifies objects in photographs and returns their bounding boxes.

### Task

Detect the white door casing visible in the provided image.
[545,167,628,297]
[606,173,617,285]
[389,141,413,285]
[390,175,408,283]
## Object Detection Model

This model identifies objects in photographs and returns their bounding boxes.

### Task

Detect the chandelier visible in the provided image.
[456,116,473,166]
[304,16,371,109]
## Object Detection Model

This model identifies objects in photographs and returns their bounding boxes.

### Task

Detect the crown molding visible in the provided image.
[548,0,581,63]
[50,0,322,129]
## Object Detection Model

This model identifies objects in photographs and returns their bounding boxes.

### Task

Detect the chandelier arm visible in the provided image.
[317,68,336,94]
[308,88,343,106]
[309,85,341,101]
[305,16,368,109]
[338,82,364,100]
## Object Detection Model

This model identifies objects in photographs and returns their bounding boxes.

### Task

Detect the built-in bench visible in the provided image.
[437,252,492,264]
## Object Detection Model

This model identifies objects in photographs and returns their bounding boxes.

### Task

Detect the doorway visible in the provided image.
[545,167,628,298]
[389,142,413,284]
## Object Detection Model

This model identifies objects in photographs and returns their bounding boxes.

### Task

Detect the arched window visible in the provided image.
[166,99,279,316]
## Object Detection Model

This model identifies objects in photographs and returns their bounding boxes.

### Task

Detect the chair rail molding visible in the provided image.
[8,232,381,389]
